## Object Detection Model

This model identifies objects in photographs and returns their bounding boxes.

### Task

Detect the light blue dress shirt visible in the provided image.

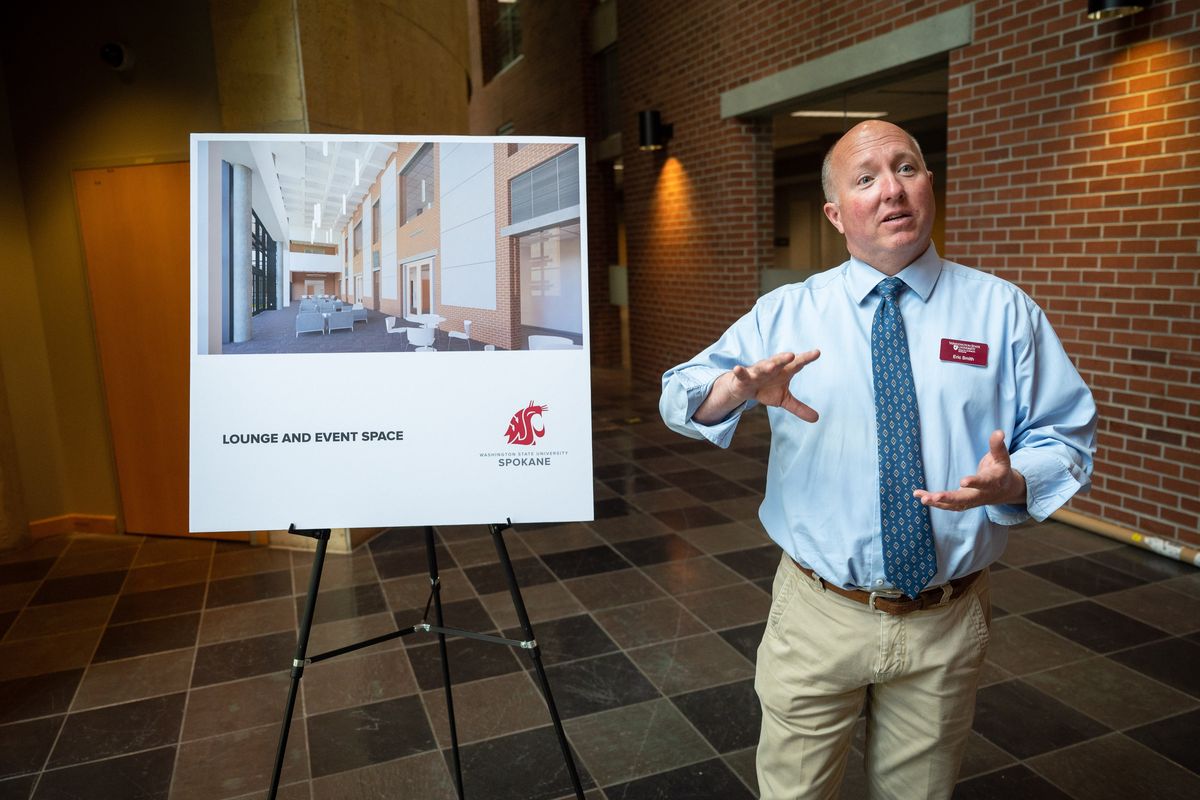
[660,246,1097,590]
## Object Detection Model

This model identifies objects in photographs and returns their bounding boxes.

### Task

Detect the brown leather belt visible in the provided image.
[792,561,983,616]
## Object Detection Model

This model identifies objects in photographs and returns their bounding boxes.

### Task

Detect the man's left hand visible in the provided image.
[913,430,1026,512]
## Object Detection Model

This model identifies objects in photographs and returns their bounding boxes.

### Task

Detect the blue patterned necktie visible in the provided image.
[872,277,937,599]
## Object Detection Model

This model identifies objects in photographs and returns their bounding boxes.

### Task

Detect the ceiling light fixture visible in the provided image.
[354,158,361,187]
[313,202,321,228]
[789,110,889,119]
[1086,0,1145,20]
[322,140,328,157]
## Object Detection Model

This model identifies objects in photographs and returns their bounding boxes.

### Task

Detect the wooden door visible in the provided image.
[74,163,252,542]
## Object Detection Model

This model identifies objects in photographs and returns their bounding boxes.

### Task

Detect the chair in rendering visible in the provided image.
[528,334,576,350]
[299,300,318,313]
[448,320,472,351]
[407,325,436,352]
[295,311,325,337]
[352,302,367,324]
[327,310,354,334]
[317,300,336,314]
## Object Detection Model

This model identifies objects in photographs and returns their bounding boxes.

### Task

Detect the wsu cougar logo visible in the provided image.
[504,401,548,446]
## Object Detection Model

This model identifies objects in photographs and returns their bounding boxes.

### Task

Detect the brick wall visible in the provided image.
[466,0,622,366]
[620,0,1198,545]
[945,0,1200,543]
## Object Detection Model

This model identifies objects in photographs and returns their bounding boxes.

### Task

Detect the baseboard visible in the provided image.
[29,514,119,539]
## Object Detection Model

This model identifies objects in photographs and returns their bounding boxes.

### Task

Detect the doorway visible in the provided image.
[405,259,434,316]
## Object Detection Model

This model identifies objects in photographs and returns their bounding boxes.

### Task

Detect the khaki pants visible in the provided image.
[755,555,991,800]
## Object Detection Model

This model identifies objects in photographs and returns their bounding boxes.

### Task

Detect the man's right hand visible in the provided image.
[693,350,821,425]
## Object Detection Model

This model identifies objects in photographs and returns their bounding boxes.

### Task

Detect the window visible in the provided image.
[250,212,276,315]
[510,147,579,225]
[401,144,435,225]
[597,46,620,139]
[372,199,381,244]
[353,221,362,254]
[496,1,521,73]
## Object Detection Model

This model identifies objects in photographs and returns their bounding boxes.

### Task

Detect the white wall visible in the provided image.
[439,142,496,310]
[289,252,341,273]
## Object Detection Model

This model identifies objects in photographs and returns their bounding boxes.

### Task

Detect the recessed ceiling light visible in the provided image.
[789,110,889,119]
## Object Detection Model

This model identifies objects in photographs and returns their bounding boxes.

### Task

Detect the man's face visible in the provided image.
[822,122,935,275]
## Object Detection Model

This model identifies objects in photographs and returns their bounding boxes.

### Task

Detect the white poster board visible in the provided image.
[190,134,593,532]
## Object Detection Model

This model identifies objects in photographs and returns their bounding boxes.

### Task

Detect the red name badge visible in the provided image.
[940,338,988,366]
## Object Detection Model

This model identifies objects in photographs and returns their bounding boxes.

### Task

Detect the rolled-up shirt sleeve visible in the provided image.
[987,298,1097,525]
[660,305,770,448]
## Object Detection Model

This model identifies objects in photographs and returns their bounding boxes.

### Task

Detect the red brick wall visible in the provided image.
[945,0,1200,543]
[466,0,622,366]
[619,0,1199,545]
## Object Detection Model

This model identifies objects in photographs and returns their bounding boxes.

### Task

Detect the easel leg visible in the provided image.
[426,525,465,800]
[490,522,585,799]
[269,526,331,800]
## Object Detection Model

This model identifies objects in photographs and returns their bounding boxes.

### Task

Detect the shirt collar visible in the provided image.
[846,244,943,305]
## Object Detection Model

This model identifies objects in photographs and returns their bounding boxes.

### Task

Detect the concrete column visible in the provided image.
[231,163,252,343]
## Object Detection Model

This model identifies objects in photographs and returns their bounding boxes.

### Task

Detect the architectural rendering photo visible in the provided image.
[195,137,586,355]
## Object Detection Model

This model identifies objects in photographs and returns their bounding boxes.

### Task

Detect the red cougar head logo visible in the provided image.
[505,401,548,446]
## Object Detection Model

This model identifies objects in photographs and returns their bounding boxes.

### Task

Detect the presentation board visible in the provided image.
[189,134,593,532]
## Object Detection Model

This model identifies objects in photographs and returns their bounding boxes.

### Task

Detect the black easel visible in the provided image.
[267,521,585,800]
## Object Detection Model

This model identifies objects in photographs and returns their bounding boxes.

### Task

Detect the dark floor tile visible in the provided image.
[631,444,672,460]
[1085,546,1197,583]
[0,774,35,800]
[372,543,456,580]
[463,557,555,595]
[1025,600,1169,653]
[667,439,715,456]
[650,505,733,532]
[1027,731,1200,799]
[407,634,523,691]
[671,679,760,753]
[1110,637,1200,698]
[455,725,595,800]
[595,497,634,519]
[682,479,759,502]
[0,716,61,780]
[611,534,703,566]
[718,621,766,665]
[206,569,293,609]
[1126,708,1200,775]
[91,613,200,663]
[972,679,1109,758]
[33,745,175,800]
[191,629,295,688]
[504,614,617,666]
[0,558,57,587]
[594,462,646,481]
[48,693,185,768]
[951,764,1071,800]
[0,670,83,725]
[661,467,724,489]
[540,546,631,580]
[544,653,660,719]
[366,527,429,554]
[296,582,388,627]
[110,582,205,624]
[29,571,126,606]
[307,695,436,778]
[716,545,782,580]
[395,597,497,647]
[1025,556,1145,597]
[0,612,14,640]
[605,757,753,799]
[602,473,671,496]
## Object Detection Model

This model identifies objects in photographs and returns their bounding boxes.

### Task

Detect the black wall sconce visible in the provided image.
[638,110,673,151]
[1086,0,1145,20]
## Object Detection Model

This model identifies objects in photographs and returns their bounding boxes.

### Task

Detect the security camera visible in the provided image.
[100,42,135,72]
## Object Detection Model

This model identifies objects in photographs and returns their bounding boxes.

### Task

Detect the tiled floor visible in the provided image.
[1,371,1198,799]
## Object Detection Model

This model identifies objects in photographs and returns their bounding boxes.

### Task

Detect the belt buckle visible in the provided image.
[867,588,904,611]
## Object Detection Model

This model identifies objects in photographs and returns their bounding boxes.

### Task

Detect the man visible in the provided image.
[659,121,1095,799]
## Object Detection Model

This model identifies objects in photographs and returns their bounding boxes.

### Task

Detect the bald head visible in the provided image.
[821,121,927,204]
